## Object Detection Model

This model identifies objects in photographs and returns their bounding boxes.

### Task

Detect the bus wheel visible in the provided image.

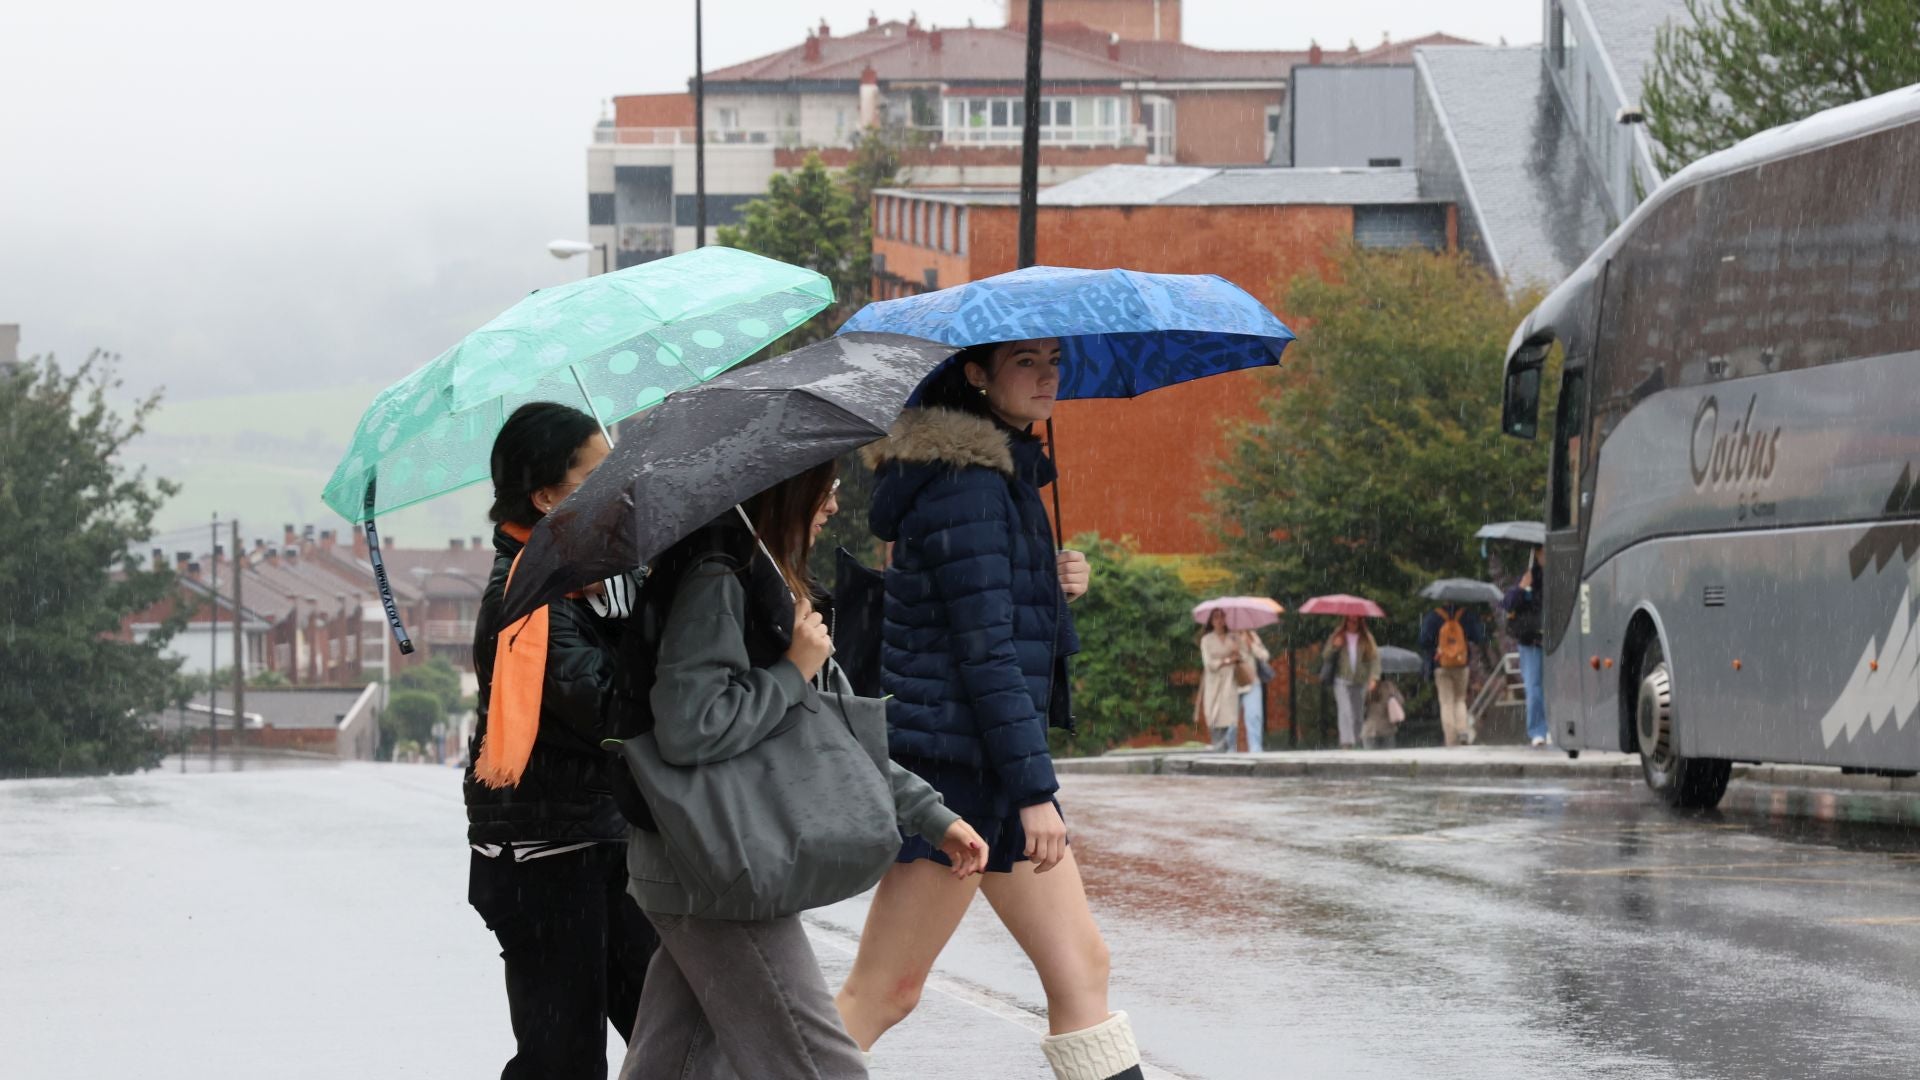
[1635,639,1731,809]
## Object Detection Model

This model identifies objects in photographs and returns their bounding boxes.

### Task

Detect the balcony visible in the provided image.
[596,126,806,148]
[595,123,1148,152]
[424,619,478,646]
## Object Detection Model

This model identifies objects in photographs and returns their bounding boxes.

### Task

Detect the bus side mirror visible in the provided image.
[1502,347,1547,439]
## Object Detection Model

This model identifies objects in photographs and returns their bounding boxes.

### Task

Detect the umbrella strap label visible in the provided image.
[363,479,416,655]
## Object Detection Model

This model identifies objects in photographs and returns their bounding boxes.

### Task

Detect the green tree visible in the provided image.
[1209,246,1552,651]
[1644,0,1920,173]
[385,689,444,747]
[393,655,462,714]
[717,154,866,351]
[1050,535,1198,758]
[0,352,185,777]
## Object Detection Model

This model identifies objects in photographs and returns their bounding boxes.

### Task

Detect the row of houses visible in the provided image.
[120,525,495,685]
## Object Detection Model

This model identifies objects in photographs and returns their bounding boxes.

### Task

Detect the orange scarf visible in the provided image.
[474,522,545,789]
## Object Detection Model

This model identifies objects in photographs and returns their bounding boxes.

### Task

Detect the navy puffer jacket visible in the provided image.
[864,406,1079,808]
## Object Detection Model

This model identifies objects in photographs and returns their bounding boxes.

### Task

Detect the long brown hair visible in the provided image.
[743,459,838,599]
[1328,620,1379,661]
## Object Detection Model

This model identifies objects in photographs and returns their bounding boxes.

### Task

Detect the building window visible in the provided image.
[1367,157,1403,167]
[957,208,968,255]
[942,204,954,252]
[941,95,1129,145]
[717,107,741,129]
[1264,105,1282,161]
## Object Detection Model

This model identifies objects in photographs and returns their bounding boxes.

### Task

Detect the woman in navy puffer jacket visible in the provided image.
[835,339,1146,1080]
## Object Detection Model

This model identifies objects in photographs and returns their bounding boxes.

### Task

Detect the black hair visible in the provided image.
[916,343,1000,419]
[488,402,602,527]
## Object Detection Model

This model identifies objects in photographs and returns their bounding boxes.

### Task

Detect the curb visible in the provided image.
[1055,753,1920,794]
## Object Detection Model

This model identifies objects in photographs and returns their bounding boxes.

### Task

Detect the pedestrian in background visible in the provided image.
[1238,629,1272,753]
[1503,546,1549,747]
[1199,610,1245,752]
[1419,602,1487,747]
[468,402,656,1080]
[1362,678,1406,750]
[838,341,1145,1080]
[1321,616,1379,750]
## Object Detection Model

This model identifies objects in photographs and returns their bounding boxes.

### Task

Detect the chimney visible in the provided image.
[1107,31,1120,61]
[930,27,943,52]
[186,561,202,579]
[265,546,279,565]
[283,524,296,547]
[319,529,336,552]
[860,65,881,127]
[302,524,316,544]
[1308,40,1323,65]
[907,12,919,33]
[449,538,465,551]
[151,547,165,570]
[818,17,830,38]
[176,551,193,571]
[471,536,484,550]
[868,11,879,30]
[283,546,299,563]
[352,528,369,560]
[803,30,821,62]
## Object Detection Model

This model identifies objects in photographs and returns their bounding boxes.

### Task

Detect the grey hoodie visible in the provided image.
[626,558,959,916]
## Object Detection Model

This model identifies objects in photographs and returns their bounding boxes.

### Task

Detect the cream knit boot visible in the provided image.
[1041,1011,1144,1080]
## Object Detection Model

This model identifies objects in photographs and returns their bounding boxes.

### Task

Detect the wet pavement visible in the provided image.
[1023,774,1920,1079]
[4,766,1917,1078]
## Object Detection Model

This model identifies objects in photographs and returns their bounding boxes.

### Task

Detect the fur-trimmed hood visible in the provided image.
[860,406,1015,475]
[865,406,1053,543]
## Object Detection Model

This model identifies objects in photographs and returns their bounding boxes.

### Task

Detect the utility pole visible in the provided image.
[1016,0,1065,538]
[694,0,707,248]
[208,515,219,766]
[232,520,245,764]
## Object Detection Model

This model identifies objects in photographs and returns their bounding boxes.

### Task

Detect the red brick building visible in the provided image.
[870,166,1458,556]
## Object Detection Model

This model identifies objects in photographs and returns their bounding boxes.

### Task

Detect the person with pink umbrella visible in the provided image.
[1301,595,1385,750]
[1192,597,1282,752]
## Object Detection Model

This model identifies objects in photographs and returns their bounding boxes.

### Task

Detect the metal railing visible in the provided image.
[595,126,806,148]
[423,619,478,645]
[595,123,1146,151]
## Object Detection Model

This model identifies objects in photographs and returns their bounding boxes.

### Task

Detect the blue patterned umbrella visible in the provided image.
[836,265,1294,399]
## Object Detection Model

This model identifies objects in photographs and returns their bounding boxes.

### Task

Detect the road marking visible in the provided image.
[804,916,1190,1080]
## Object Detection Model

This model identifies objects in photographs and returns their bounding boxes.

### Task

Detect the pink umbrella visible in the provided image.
[1298,594,1387,618]
[1192,596,1285,631]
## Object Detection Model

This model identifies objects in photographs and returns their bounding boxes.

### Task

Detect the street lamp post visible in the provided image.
[548,238,611,276]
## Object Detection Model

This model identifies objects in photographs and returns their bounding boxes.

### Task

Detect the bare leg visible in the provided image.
[835,859,982,1050]
[978,848,1112,1036]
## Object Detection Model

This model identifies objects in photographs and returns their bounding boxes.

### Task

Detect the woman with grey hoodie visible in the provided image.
[618,461,988,1080]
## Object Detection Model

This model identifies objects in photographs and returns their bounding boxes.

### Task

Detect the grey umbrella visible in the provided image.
[1420,578,1506,605]
[1476,521,1546,546]
[498,332,962,624]
[1378,646,1423,675]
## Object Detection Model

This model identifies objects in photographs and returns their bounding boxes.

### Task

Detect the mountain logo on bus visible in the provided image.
[1690,394,1782,491]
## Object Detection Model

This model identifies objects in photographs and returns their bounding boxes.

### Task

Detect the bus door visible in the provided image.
[1545,363,1591,743]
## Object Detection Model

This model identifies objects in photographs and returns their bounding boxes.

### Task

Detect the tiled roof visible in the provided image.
[1413,46,1613,290]
[1110,41,1308,81]
[1351,33,1480,66]
[1038,165,1430,206]
[1574,0,1693,105]
[704,23,1149,85]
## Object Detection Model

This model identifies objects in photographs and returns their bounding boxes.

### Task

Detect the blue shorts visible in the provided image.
[892,755,1066,875]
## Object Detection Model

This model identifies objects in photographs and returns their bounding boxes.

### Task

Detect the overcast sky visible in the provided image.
[2,0,1541,403]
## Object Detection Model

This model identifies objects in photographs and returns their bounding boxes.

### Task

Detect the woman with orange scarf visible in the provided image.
[466,402,655,1080]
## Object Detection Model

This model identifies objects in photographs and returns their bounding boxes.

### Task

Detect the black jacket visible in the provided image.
[464,525,625,844]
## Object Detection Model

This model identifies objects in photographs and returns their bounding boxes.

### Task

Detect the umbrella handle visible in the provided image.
[570,364,614,446]
[1045,418,1063,550]
[362,478,416,655]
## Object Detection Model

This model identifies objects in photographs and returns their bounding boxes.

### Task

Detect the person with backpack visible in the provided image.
[834,340,1146,1080]
[1503,546,1549,747]
[466,402,657,1080]
[1320,615,1380,749]
[1418,602,1488,747]
[617,461,989,1080]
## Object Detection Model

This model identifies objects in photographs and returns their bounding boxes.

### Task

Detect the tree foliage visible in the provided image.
[393,655,462,715]
[1209,247,1552,650]
[1644,0,1920,173]
[0,352,185,777]
[1051,535,1197,758]
[385,689,444,747]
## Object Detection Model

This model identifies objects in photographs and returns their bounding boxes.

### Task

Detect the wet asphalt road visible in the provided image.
[974,774,1920,1080]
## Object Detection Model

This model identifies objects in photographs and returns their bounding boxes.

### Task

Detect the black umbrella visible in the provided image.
[1420,579,1505,605]
[1378,645,1423,675]
[499,332,961,625]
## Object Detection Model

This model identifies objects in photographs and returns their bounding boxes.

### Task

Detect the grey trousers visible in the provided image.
[1209,724,1236,752]
[619,910,867,1080]
[1332,679,1367,747]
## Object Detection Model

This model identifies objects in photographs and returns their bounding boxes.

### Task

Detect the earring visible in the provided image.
[973,385,987,396]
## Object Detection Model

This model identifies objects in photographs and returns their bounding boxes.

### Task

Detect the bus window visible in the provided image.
[1550,369,1587,531]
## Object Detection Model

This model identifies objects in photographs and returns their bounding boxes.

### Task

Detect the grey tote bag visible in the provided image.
[618,668,900,921]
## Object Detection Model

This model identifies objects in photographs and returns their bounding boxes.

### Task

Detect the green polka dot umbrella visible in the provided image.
[321,246,833,525]
[321,246,830,653]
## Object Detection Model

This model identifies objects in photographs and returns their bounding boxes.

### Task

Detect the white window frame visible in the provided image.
[940,95,1130,146]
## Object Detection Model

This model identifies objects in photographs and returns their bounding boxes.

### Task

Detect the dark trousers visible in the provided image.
[469,844,658,1080]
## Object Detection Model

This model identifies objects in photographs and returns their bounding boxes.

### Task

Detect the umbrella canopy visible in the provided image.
[1420,579,1505,605]
[498,333,963,625]
[1476,521,1547,546]
[836,265,1294,400]
[321,247,834,524]
[1377,645,1423,675]
[1298,594,1387,618]
[1192,596,1284,631]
